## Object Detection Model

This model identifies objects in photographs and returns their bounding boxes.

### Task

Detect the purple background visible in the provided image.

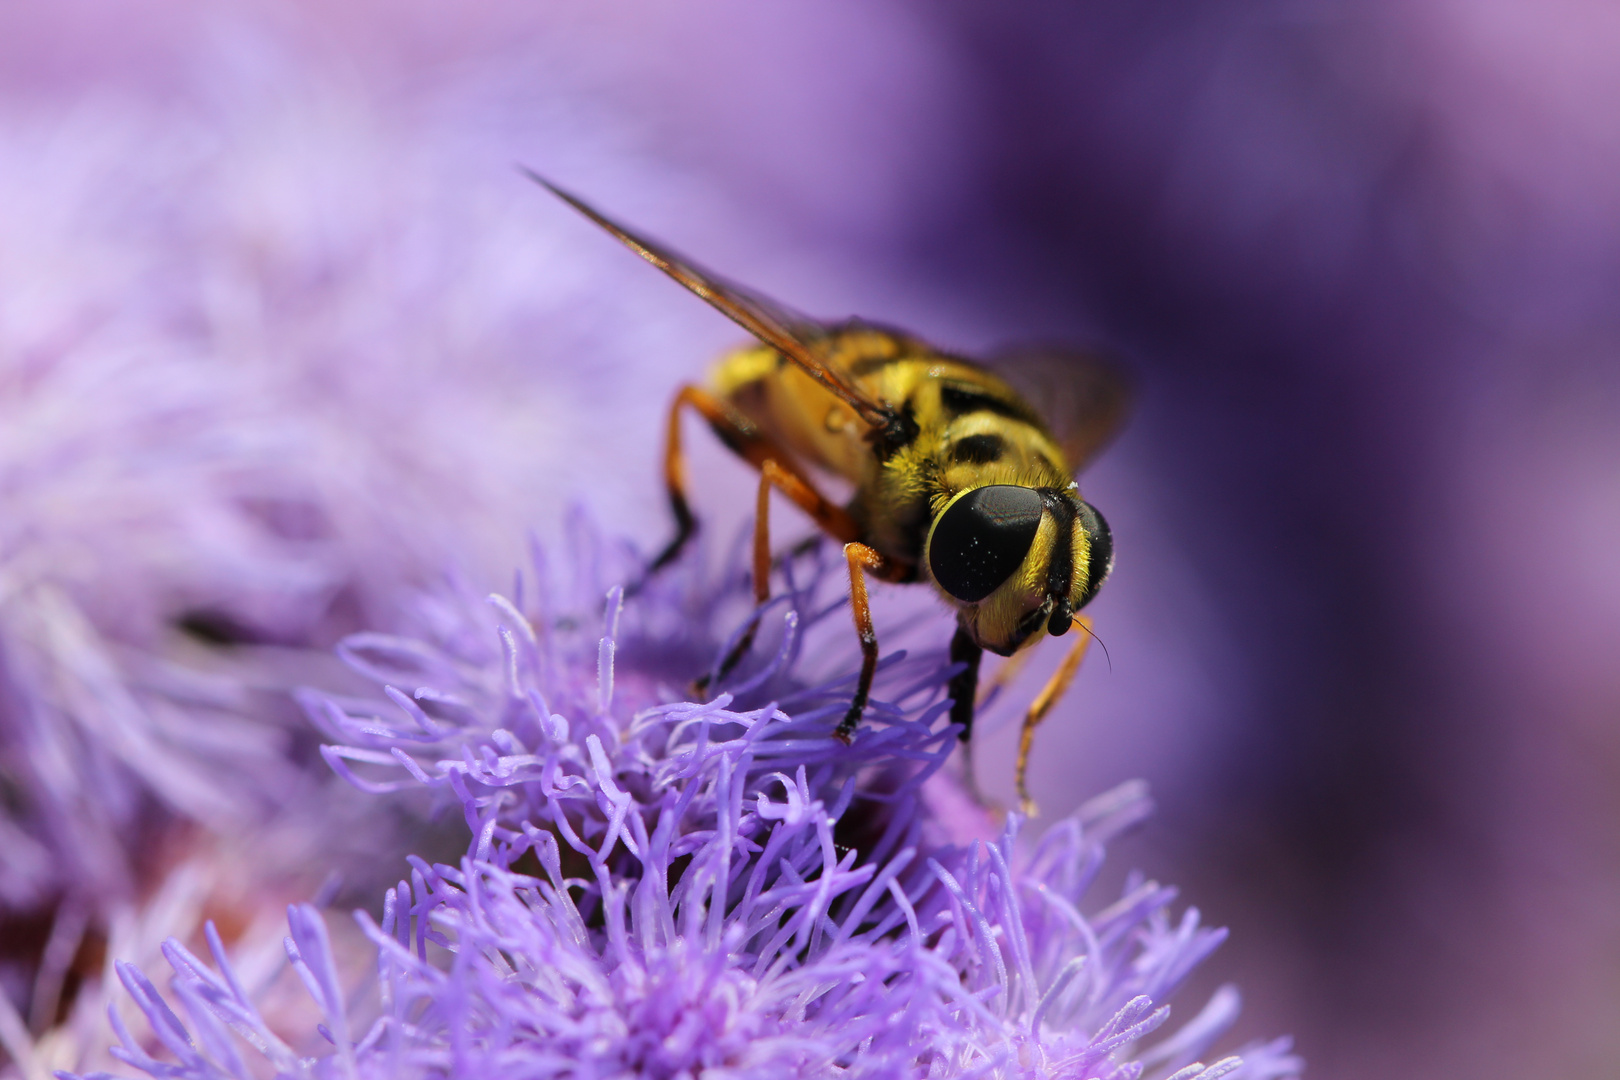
[4,2,1618,1077]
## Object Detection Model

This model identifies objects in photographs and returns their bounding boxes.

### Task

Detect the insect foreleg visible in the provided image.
[1014,615,1094,817]
[836,542,890,743]
[948,624,984,741]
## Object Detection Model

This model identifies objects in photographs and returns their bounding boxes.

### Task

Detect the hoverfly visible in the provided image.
[529,172,1127,814]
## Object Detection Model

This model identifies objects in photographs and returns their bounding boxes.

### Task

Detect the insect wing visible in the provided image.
[988,345,1131,473]
[527,170,893,431]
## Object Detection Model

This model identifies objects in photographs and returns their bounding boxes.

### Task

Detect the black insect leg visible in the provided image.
[948,623,984,741]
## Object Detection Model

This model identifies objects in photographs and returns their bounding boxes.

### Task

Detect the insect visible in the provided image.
[529,172,1127,814]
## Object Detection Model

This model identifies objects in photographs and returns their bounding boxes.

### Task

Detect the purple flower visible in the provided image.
[70,528,1300,1079]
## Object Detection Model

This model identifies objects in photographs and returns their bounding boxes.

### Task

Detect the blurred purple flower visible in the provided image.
[0,30,702,1047]
[72,529,1299,1080]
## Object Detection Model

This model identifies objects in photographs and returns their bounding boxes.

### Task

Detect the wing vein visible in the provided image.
[526,169,894,431]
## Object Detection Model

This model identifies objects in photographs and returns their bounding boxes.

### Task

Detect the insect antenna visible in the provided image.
[1072,617,1112,672]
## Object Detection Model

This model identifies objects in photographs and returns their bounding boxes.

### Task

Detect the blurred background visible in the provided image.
[2,1,1618,1077]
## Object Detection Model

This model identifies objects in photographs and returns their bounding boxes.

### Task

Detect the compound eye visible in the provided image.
[1074,500,1113,610]
[927,485,1045,603]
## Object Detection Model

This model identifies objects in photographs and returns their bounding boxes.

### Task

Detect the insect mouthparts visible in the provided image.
[1048,598,1074,636]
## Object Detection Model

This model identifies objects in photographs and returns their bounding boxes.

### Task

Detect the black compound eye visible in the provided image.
[928,485,1045,603]
[1074,500,1113,610]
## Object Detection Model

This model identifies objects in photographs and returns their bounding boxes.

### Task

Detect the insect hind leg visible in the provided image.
[701,459,865,692]
[634,385,763,594]
[635,385,860,592]
[697,461,786,690]
[636,386,712,587]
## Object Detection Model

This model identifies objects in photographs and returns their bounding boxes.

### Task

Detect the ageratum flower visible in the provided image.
[72,527,1300,1080]
[0,52,678,1053]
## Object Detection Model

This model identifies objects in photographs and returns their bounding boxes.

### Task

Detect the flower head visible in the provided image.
[73,528,1300,1079]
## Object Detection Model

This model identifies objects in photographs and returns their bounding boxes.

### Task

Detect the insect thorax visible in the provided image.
[713,329,1073,574]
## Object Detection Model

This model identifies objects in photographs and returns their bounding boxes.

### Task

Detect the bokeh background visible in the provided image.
[2,2,1618,1078]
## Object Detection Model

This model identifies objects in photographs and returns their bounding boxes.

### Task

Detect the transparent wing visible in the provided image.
[526,170,894,431]
[987,344,1131,473]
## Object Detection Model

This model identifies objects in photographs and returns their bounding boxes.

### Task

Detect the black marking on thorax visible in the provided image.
[951,433,1006,465]
[939,383,1038,426]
